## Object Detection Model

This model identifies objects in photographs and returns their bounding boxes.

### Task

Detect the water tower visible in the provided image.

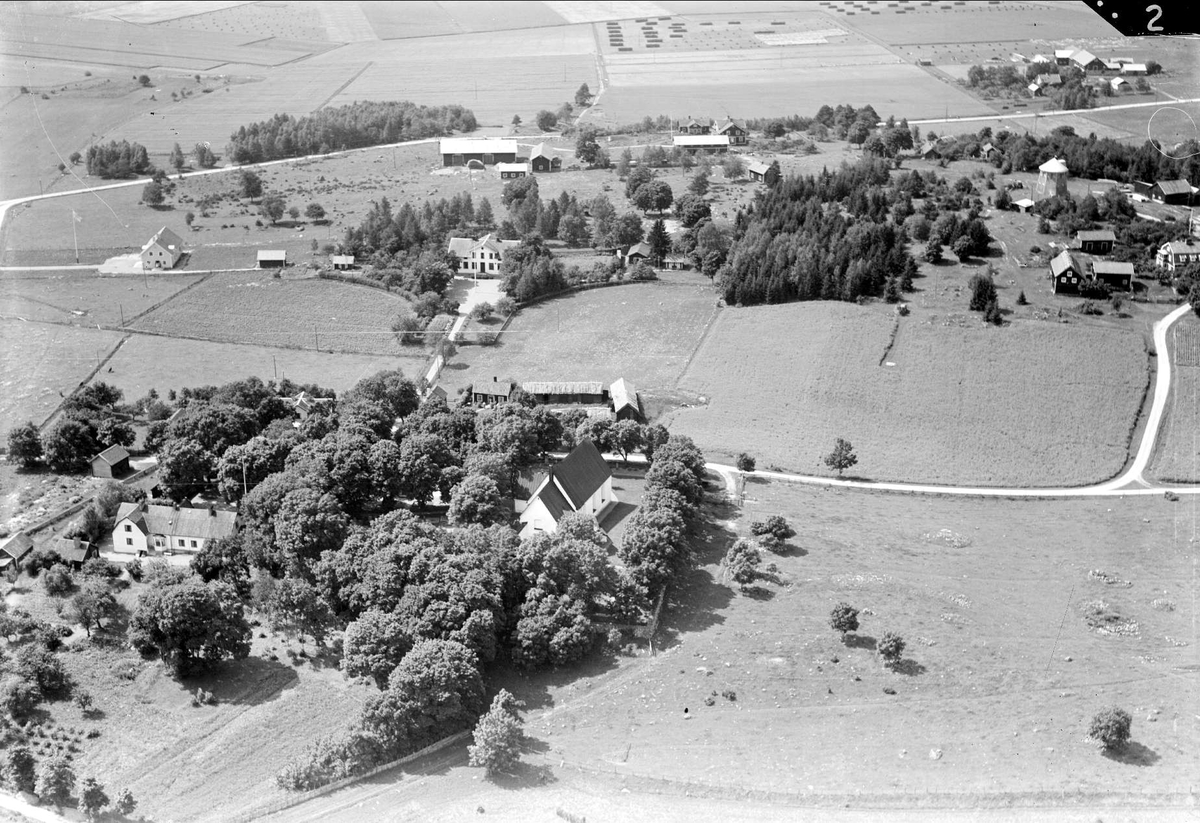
[1034,156,1069,201]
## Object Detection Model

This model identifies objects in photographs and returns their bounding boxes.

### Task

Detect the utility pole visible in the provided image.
[119,303,124,328]
[71,210,80,264]
[273,355,277,380]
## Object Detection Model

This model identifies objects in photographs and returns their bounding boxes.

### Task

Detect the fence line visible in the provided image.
[229,731,470,822]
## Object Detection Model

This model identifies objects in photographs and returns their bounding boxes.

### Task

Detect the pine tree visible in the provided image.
[648,219,670,264]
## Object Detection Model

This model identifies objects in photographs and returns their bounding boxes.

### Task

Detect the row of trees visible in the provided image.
[7,382,136,473]
[85,139,153,179]
[226,101,477,165]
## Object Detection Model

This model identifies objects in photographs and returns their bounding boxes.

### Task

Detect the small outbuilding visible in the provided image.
[530,143,562,173]
[662,255,691,270]
[610,378,641,422]
[747,161,770,182]
[1148,179,1194,206]
[331,254,355,270]
[1091,260,1133,291]
[90,444,130,479]
[0,532,34,577]
[497,161,530,179]
[521,381,607,406]
[48,536,96,570]
[1075,229,1116,255]
[672,135,730,155]
[258,250,287,268]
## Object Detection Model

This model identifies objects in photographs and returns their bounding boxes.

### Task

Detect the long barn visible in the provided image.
[440,137,517,167]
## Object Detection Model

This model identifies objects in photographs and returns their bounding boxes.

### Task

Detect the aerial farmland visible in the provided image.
[1,1,1198,822]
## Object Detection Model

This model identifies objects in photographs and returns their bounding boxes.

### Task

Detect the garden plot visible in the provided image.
[666,301,1149,487]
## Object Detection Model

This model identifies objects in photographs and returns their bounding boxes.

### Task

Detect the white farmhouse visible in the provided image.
[519,440,616,538]
[113,501,238,555]
[140,226,185,271]
[446,233,520,276]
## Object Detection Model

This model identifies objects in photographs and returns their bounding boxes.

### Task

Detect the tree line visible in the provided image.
[226,101,478,165]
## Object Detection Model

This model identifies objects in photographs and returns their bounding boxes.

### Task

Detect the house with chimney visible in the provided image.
[518,439,616,538]
[113,500,239,555]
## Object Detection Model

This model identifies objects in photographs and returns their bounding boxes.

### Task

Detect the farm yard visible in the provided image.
[0,319,125,438]
[441,273,719,412]
[128,269,422,358]
[665,301,1150,487]
[100,334,419,405]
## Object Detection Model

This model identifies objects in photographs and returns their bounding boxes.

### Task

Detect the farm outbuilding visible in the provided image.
[625,241,653,264]
[530,143,561,173]
[1050,250,1084,294]
[90,444,130,478]
[48,536,96,570]
[610,378,641,422]
[662,255,692,270]
[1121,63,1148,75]
[331,255,355,270]
[748,161,770,182]
[440,137,517,167]
[140,226,184,271]
[0,532,34,577]
[497,162,529,179]
[1148,179,1195,205]
[257,250,287,268]
[1091,260,1133,291]
[1011,197,1035,213]
[1071,50,1106,72]
[673,135,729,154]
[520,381,608,406]
[1075,229,1116,255]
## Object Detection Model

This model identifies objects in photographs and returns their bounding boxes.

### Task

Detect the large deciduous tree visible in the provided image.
[128,579,251,675]
[7,421,43,468]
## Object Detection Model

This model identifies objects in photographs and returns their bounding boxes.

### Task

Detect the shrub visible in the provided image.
[723,539,761,588]
[13,645,68,695]
[877,632,905,668]
[1089,707,1131,751]
[0,675,43,719]
[43,565,75,597]
[749,515,795,551]
[735,453,756,472]
[829,603,860,637]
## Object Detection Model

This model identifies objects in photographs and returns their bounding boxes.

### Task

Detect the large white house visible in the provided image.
[519,440,616,538]
[446,233,520,276]
[113,501,238,555]
[140,226,185,270]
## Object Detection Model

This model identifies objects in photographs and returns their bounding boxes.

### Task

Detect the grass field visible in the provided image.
[666,301,1149,487]
[102,333,423,402]
[1150,315,1200,484]
[128,270,420,356]
[0,270,205,328]
[440,274,719,409]
[0,319,125,437]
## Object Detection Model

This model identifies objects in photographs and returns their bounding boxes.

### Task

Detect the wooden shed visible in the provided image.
[258,250,287,268]
[90,444,130,479]
[521,381,608,406]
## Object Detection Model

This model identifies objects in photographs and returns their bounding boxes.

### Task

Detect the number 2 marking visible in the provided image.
[1145,4,1163,31]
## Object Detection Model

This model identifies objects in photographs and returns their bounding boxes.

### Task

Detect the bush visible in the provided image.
[749,515,794,551]
[1089,707,1132,751]
[877,632,905,668]
[43,565,75,596]
[829,602,860,636]
[735,453,756,473]
[0,675,43,720]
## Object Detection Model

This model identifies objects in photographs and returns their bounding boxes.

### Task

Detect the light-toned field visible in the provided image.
[1084,100,1200,150]
[440,274,719,407]
[3,576,374,823]
[1151,316,1200,484]
[0,270,205,328]
[0,319,125,436]
[149,1,336,43]
[666,301,1149,486]
[830,1,1119,45]
[361,0,570,39]
[267,483,1200,820]
[128,270,420,356]
[103,333,421,401]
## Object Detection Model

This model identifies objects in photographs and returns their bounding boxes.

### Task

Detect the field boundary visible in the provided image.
[123,272,216,325]
[40,333,130,431]
[672,297,723,390]
[313,61,374,111]
[232,731,470,823]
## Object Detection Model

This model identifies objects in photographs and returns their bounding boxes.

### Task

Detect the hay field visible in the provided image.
[0,271,206,328]
[1151,317,1200,484]
[0,319,125,436]
[362,1,569,39]
[103,333,419,401]
[129,270,422,357]
[666,303,1149,487]
[151,2,336,43]
[831,1,1119,45]
[440,275,719,400]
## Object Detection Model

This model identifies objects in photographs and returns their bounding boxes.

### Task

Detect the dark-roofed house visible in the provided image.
[1091,260,1133,291]
[113,500,239,555]
[625,241,652,264]
[1075,229,1116,255]
[0,532,34,577]
[257,250,287,268]
[530,143,562,173]
[519,439,616,538]
[747,160,770,182]
[440,138,518,167]
[49,536,96,569]
[1071,50,1106,72]
[140,226,185,271]
[1050,250,1084,294]
[676,117,712,135]
[610,378,641,422]
[471,378,515,406]
[716,118,748,146]
[1149,180,1194,205]
[90,444,130,479]
[918,140,941,160]
[521,381,608,406]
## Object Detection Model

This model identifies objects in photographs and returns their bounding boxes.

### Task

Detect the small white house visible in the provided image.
[140,226,185,270]
[518,440,616,538]
[113,501,238,555]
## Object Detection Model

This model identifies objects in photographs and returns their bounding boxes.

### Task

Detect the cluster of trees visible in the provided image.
[923,210,992,262]
[498,176,592,246]
[0,746,136,817]
[720,159,917,305]
[828,602,906,668]
[226,101,478,165]
[622,166,674,214]
[7,383,137,473]
[85,139,153,179]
